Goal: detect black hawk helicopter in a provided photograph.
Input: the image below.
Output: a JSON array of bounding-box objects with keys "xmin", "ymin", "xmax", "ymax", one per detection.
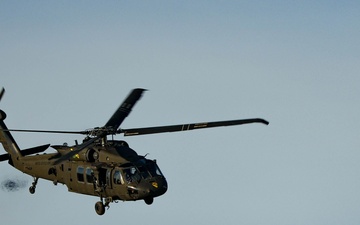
[{"xmin": 0, "ymin": 88, "xmax": 268, "ymax": 215}]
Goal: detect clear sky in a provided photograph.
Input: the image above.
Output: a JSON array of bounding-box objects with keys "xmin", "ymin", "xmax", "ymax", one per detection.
[{"xmin": 1, "ymin": 1, "xmax": 360, "ymax": 224}]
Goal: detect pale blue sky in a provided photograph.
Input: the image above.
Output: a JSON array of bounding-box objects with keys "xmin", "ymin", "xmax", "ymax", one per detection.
[{"xmin": 1, "ymin": 1, "xmax": 360, "ymax": 224}]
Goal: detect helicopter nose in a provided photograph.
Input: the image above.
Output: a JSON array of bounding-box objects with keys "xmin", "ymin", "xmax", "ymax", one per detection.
[
  {"xmin": 150, "ymin": 177, "xmax": 168, "ymax": 196},
  {"xmin": 138, "ymin": 177, "xmax": 167, "ymax": 198}
]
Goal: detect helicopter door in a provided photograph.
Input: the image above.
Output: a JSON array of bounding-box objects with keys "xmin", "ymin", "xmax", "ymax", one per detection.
[
  {"xmin": 98, "ymin": 168, "xmax": 107, "ymax": 187},
  {"xmin": 106, "ymin": 169, "xmax": 112, "ymax": 189}
]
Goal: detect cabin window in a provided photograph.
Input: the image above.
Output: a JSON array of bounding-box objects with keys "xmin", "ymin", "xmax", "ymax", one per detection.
[
  {"xmin": 113, "ymin": 170, "xmax": 124, "ymax": 185},
  {"xmin": 86, "ymin": 168, "xmax": 94, "ymax": 183},
  {"xmin": 77, "ymin": 166, "xmax": 84, "ymax": 182}
]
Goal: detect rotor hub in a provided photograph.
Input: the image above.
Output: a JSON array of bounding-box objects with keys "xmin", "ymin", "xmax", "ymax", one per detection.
[{"xmin": 84, "ymin": 127, "xmax": 116, "ymax": 137}]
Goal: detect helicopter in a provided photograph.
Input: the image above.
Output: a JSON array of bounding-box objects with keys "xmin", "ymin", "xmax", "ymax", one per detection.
[{"xmin": 0, "ymin": 88, "xmax": 268, "ymax": 215}]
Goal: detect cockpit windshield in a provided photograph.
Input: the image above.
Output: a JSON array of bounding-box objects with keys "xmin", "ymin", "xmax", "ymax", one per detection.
[
  {"xmin": 146, "ymin": 160, "xmax": 163, "ymax": 177},
  {"xmin": 137, "ymin": 165, "xmax": 150, "ymax": 179},
  {"xmin": 114, "ymin": 160, "xmax": 164, "ymax": 185}
]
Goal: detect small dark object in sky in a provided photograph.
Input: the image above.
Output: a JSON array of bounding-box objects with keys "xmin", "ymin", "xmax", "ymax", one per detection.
[{"xmin": 1, "ymin": 178, "xmax": 28, "ymax": 192}]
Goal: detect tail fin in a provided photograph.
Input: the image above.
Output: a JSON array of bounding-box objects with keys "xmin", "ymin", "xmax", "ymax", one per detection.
[
  {"xmin": 0, "ymin": 109, "xmax": 50, "ymax": 165},
  {"xmin": 0, "ymin": 110, "xmax": 23, "ymax": 162},
  {"xmin": 0, "ymin": 88, "xmax": 24, "ymax": 167}
]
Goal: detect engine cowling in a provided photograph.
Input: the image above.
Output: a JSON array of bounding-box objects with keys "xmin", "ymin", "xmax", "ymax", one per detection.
[{"xmin": 73, "ymin": 148, "xmax": 99, "ymax": 162}]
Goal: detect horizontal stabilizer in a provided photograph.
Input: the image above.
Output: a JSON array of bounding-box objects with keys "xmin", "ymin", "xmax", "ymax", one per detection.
[
  {"xmin": 21, "ymin": 144, "xmax": 50, "ymax": 156},
  {"xmin": 0, "ymin": 144, "xmax": 50, "ymax": 162},
  {"xmin": 0, "ymin": 153, "xmax": 8, "ymax": 162}
]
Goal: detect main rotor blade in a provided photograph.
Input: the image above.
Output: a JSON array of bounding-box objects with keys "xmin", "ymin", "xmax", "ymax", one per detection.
[
  {"xmin": 53, "ymin": 135, "xmax": 103, "ymax": 165},
  {"xmin": 105, "ymin": 88, "xmax": 146, "ymax": 130},
  {"xmin": 1, "ymin": 129, "xmax": 86, "ymax": 135},
  {"xmin": 120, "ymin": 118, "xmax": 269, "ymax": 136}
]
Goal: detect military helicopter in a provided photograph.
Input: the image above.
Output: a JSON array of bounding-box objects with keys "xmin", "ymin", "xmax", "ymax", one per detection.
[{"xmin": 0, "ymin": 88, "xmax": 268, "ymax": 215}]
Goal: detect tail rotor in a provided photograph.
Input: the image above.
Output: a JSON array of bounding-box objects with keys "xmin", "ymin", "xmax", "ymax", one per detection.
[
  {"xmin": 0, "ymin": 87, "xmax": 4, "ymax": 102},
  {"xmin": 0, "ymin": 88, "xmax": 6, "ymax": 120}
]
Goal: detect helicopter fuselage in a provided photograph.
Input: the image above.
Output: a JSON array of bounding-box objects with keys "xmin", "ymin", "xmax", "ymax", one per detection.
[{"xmin": 15, "ymin": 140, "xmax": 167, "ymax": 203}]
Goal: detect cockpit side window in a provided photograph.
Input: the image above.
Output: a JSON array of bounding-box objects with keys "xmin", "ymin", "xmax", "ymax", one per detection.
[{"xmin": 123, "ymin": 167, "xmax": 141, "ymax": 183}]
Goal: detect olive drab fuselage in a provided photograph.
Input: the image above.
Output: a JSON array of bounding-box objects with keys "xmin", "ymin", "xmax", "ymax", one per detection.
[{"xmin": 17, "ymin": 140, "xmax": 167, "ymax": 202}]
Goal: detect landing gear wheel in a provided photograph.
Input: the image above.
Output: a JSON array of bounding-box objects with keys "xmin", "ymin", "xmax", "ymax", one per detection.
[
  {"xmin": 29, "ymin": 177, "xmax": 38, "ymax": 194},
  {"xmin": 95, "ymin": 201, "xmax": 105, "ymax": 215},
  {"xmin": 29, "ymin": 186, "xmax": 35, "ymax": 194},
  {"xmin": 144, "ymin": 197, "xmax": 154, "ymax": 205}
]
